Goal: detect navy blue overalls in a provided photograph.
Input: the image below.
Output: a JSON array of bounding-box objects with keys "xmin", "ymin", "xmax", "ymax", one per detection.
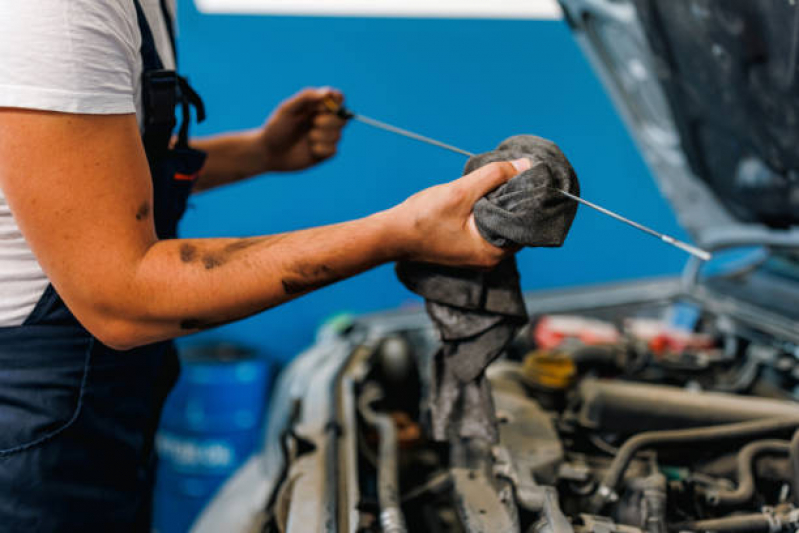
[{"xmin": 0, "ymin": 1, "xmax": 206, "ymax": 530}]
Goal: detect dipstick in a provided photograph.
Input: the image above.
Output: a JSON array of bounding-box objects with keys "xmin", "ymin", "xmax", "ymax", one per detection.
[
  {"xmin": 555, "ymin": 190, "xmax": 711, "ymax": 261},
  {"xmin": 323, "ymin": 98, "xmax": 712, "ymax": 261},
  {"xmin": 353, "ymin": 113, "xmax": 475, "ymax": 158}
]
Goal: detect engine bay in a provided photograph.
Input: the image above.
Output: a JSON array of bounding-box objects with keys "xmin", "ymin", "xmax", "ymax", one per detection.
[{"xmin": 350, "ymin": 287, "xmax": 799, "ymax": 533}]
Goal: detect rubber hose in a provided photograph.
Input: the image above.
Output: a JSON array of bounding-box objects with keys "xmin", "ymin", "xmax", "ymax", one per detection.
[
  {"xmin": 571, "ymin": 345, "xmax": 619, "ymax": 373},
  {"xmin": 707, "ymin": 439, "xmax": 789, "ymax": 506},
  {"xmin": 590, "ymin": 417, "xmax": 799, "ymax": 512},
  {"xmin": 359, "ymin": 384, "xmax": 407, "ymax": 533}
]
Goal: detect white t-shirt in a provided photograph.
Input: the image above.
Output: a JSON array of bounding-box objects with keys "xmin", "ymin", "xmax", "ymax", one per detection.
[{"xmin": 0, "ymin": 0, "xmax": 176, "ymax": 326}]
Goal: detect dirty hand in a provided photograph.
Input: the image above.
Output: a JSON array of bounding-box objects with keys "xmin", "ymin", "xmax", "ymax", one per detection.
[
  {"xmin": 257, "ymin": 87, "xmax": 347, "ymax": 172},
  {"xmin": 390, "ymin": 158, "xmax": 532, "ymax": 268}
]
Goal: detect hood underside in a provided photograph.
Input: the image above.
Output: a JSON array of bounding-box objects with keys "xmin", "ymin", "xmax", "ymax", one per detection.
[{"xmin": 559, "ymin": 0, "xmax": 799, "ymax": 251}]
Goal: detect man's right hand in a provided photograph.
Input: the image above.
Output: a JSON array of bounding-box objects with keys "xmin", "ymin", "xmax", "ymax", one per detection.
[{"xmin": 389, "ymin": 158, "xmax": 532, "ymax": 269}]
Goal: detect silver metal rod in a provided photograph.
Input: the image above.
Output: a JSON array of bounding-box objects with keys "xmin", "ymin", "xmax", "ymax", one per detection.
[
  {"xmin": 556, "ymin": 190, "xmax": 712, "ymax": 261},
  {"xmin": 351, "ymin": 113, "xmax": 476, "ymax": 158},
  {"xmin": 347, "ymin": 110, "xmax": 712, "ymax": 261}
]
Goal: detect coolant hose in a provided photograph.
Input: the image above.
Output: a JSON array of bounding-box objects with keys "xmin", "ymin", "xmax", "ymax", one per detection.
[
  {"xmin": 706, "ymin": 439, "xmax": 789, "ymax": 506},
  {"xmin": 589, "ymin": 417, "xmax": 799, "ymax": 512},
  {"xmin": 359, "ymin": 383, "xmax": 407, "ymax": 533}
]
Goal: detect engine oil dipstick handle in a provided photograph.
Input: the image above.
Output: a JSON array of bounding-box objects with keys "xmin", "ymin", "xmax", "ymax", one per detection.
[{"xmin": 323, "ymin": 98, "xmax": 712, "ymax": 262}]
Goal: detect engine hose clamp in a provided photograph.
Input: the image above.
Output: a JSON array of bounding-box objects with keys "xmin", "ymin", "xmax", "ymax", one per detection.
[
  {"xmin": 785, "ymin": 508, "xmax": 799, "ymax": 527},
  {"xmin": 597, "ymin": 484, "xmax": 619, "ymax": 503},
  {"xmin": 380, "ymin": 507, "xmax": 407, "ymax": 533},
  {"xmin": 762, "ymin": 507, "xmax": 782, "ymax": 533}
]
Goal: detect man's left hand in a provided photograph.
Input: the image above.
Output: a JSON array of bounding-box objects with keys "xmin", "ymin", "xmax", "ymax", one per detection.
[{"xmin": 257, "ymin": 87, "xmax": 347, "ymax": 172}]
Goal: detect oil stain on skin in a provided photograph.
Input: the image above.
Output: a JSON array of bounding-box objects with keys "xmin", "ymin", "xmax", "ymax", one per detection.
[
  {"xmin": 178, "ymin": 238, "xmax": 337, "ymax": 330},
  {"xmin": 281, "ymin": 264, "xmax": 340, "ymax": 295},
  {"xmin": 222, "ymin": 238, "xmax": 266, "ymax": 254},
  {"xmin": 202, "ymin": 255, "xmax": 225, "ymax": 270},
  {"xmin": 135, "ymin": 202, "xmax": 151, "ymax": 221},
  {"xmin": 179, "ymin": 243, "xmax": 197, "ymax": 263},
  {"xmin": 177, "ymin": 236, "xmax": 274, "ymax": 270}
]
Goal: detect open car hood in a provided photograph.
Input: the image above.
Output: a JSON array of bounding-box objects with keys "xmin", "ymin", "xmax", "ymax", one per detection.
[{"xmin": 558, "ymin": 0, "xmax": 799, "ymax": 252}]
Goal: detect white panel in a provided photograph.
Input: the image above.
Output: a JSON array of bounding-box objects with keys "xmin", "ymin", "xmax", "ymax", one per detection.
[{"xmin": 194, "ymin": 0, "xmax": 562, "ymax": 19}]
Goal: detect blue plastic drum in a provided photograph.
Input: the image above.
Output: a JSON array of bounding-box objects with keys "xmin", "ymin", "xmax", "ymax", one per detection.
[{"xmin": 152, "ymin": 343, "xmax": 273, "ymax": 533}]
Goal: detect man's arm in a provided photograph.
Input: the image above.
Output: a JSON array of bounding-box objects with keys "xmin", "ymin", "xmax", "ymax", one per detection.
[
  {"xmin": 191, "ymin": 88, "xmax": 346, "ymax": 192},
  {"xmin": 0, "ymin": 109, "xmax": 529, "ymax": 350}
]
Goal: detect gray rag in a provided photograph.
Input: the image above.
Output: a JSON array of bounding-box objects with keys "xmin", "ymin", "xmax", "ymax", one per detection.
[{"xmin": 396, "ymin": 135, "xmax": 580, "ymax": 443}]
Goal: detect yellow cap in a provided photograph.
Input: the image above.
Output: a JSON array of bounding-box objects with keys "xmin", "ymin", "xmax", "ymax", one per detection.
[{"xmin": 522, "ymin": 350, "xmax": 577, "ymax": 390}]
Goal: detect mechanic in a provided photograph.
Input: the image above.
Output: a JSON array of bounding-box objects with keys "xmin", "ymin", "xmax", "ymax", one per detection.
[{"xmin": 0, "ymin": 1, "xmax": 531, "ymax": 531}]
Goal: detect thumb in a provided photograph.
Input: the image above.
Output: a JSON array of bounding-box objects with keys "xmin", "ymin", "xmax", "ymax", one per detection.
[
  {"xmin": 458, "ymin": 158, "xmax": 532, "ymax": 203},
  {"xmin": 283, "ymin": 87, "xmax": 341, "ymax": 114}
]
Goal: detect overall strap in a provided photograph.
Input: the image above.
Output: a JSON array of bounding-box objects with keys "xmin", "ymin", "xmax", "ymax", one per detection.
[
  {"xmin": 133, "ymin": 0, "xmax": 165, "ymax": 71},
  {"xmin": 134, "ymin": 0, "xmax": 174, "ymax": 156},
  {"xmin": 133, "ymin": 0, "xmax": 205, "ymax": 155},
  {"xmin": 159, "ymin": 0, "xmax": 178, "ymax": 65}
]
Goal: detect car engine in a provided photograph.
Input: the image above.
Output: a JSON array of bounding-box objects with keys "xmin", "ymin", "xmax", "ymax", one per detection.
[{"xmin": 351, "ymin": 291, "xmax": 799, "ymax": 533}]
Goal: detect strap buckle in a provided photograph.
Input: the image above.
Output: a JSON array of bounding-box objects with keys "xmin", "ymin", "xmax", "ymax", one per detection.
[
  {"xmin": 142, "ymin": 71, "xmax": 207, "ymax": 154},
  {"xmin": 142, "ymin": 69, "xmax": 178, "ymax": 155}
]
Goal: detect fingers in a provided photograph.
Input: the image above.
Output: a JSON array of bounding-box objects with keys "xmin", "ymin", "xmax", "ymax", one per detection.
[
  {"xmin": 310, "ymin": 142, "xmax": 337, "ymax": 160},
  {"xmin": 459, "ymin": 160, "xmax": 531, "ymax": 261},
  {"xmin": 466, "ymin": 213, "xmax": 508, "ymax": 268},
  {"xmin": 456, "ymin": 158, "xmax": 532, "ymax": 204},
  {"xmin": 313, "ymin": 112, "xmax": 346, "ymax": 131},
  {"xmin": 309, "ymin": 127, "xmax": 341, "ymax": 144},
  {"xmin": 308, "ymin": 102, "xmax": 346, "ymax": 160},
  {"xmin": 281, "ymin": 88, "xmax": 320, "ymax": 114},
  {"xmin": 283, "ymin": 87, "xmax": 343, "ymax": 115},
  {"xmin": 318, "ymin": 87, "xmax": 343, "ymax": 108}
]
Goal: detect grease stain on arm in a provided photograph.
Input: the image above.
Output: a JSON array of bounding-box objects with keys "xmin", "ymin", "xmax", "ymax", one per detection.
[
  {"xmin": 177, "ymin": 236, "xmax": 275, "ymax": 270},
  {"xmin": 281, "ymin": 264, "xmax": 342, "ymax": 295},
  {"xmin": 135, "ymin": 202, "xmax": 151, "ymax": 221},
  {"xmin": 180, "ymin": 243, "xmax": 197, "ymax": 263}
]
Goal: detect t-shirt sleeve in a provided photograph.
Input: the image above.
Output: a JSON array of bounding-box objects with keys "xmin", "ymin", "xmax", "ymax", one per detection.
[{"xmin": 0, "ymin": 0, "xmax": 140, "ymax": 115}]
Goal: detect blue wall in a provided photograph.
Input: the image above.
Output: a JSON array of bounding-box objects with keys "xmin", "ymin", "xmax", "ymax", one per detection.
[{"xmin": 175, "ymin": 2, "xmax": 689, "ymax": 361}]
